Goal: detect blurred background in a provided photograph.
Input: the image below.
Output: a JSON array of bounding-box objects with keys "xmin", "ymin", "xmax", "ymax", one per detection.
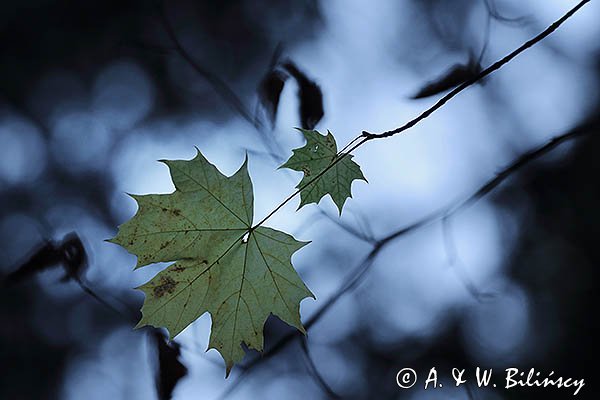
[{"xmin": 1, "ymin": 0, "xmax": 598, "ymax": 399}]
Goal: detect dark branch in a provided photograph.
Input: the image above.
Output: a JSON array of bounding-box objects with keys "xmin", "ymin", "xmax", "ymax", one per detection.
[{"xmin": 362, "ymin": 0, "xmax": 590, "ymax": 140}]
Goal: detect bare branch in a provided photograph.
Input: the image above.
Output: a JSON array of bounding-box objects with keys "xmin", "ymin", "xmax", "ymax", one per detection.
[{"xmin": 361, "ymin": 0, "xmax": 590, "ymax": 140}]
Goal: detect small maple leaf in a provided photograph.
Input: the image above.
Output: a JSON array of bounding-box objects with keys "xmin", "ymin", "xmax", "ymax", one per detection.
[
  {"xmin": 109, "ymin": 150, "xmax": 314, "ymax": 375},
  {"xmin": 281, "ymin": 129, "xmax": 366, "ymax": 214}
]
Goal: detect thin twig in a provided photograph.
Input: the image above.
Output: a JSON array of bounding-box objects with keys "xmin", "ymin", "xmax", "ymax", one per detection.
[
  {"xmin": 317, "ymin": 207, "xmax": 376, "ymax": 244},
  {"xmin": 158, "ymin": 2, "xmax": 255, "ymax": 127},
  {"xmin": 476, "ymin": 6, "xmax": 492, "ymax": 65},
  {"xmin": 483, "ymin": 0, "xmax": 531, "ymax": 26},
  {"xmin": 300, "ymin": 337, "xmax": 342, "ymax": 399},
  {"xmin": 75, "ymin": 278, "xmax": 135, "ymax": 321},
  {"xmin": 158, "ymin": 1, "xmax": 288, "ymax": 162},
  {"xmin": 441, "ymin": 216, "xmax": 495, "ymax": 302},
  {"xmin": 78, "ymin": 277, "xmax": 225, "ymax": 368},
  {"xmin": 362, "ymin": 0, "xmax": 589, "ymax": 140},
  {"xmin": 351, "ymin": 207, "xmax": 376, "ymax": 241}
]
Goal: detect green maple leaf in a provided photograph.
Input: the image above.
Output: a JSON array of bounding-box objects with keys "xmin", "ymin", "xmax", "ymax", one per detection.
[
  {"xmin": 281, "ymin": 129, "xmax": 366, "ymax": 214},
  {"xmin": 109, "ymin": 150, "xmax": 314, "ymax": 375}
]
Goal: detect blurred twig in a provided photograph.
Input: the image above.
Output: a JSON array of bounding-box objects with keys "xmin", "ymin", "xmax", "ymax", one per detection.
[
  {"xmin": 476, "ymin": 4, "xmax": 492, "ymax": 65},
  {"xmin": 300, "ymin": 337, "xmax": 342, "ymax": 399},
  {"xmin": 483, "ymin": 0, "xmax": 531, "ymax": 26},
  {"xmin": 158, "ymin": 2, "xmax": 255, "ymax": 127},
  {"xmin": 157, "ymin": 1, "xmax": 288, "ymax": 162},
  {"xmin": 441, "ymin": 215, "xmax": 496, "ymax": 302},
  {"xmin": 75, "ymin": 278, "xmax": 137, "ymax": 320},
  {"xmin": 317, "ymin": 207, "xmax": 376, "ymax": 244}
]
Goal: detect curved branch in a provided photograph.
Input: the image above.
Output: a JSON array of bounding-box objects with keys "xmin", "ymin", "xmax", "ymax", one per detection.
[{"xmin": 361, "ymin": 0, "xmax": 590, "ymax": 140}]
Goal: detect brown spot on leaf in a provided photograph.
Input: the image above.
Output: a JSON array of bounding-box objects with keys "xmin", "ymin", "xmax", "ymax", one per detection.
[
  {"xmin": 153, "ymin": 276, "xmax": 177, "ymax": 298},
  {"xmin": 171, "ymin": 265, "xmax": 186, "ymax": 273},
  {"xmin": 301, "ymin": 166, "xmax": 311, "ymax": 176}
]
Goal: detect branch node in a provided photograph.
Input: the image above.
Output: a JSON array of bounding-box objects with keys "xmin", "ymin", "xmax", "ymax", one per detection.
[{"xmin": 361, "ymin": 131, "xmax": 375, "ymax": 139}]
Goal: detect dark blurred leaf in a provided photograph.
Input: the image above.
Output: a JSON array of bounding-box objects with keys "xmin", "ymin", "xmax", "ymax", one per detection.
[
  {"xmin": 3, "ymin": 232, "xmax": 87, "ymax": 285},
  {"xmin": 154, "ymin": 331, "xmax": 188, "ymax": 400},
  {"xmin": 412, "ymin": 61, "xmax": 482, "ymax": 99},
  {"xmin": 282, "ymin": 60, "xmax": 324, "ymax": 129},
  {"xmin": 257, "ymin": 69, "xmax": 288, "ymax": 128},
  {"xmin": 3, "ymin": 241, "xmax": 62, "ymax": 284}
]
